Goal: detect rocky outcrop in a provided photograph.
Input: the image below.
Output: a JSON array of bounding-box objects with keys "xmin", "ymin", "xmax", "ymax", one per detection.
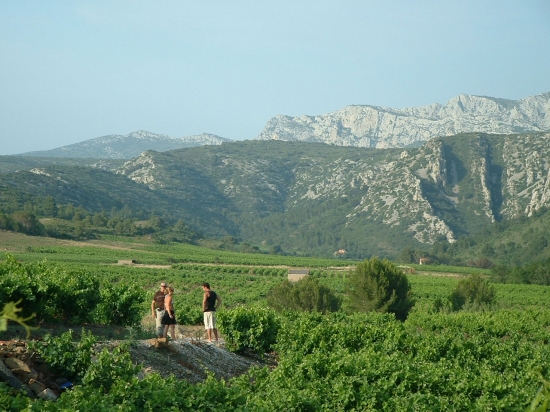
[
  {"xmin": 0, "ymin": 340, "xmax": 61, "ymax": 400},
  {"xmin": 256, "ymin": 92, "xmax": 550, "ymax": 148},
  {"xmin": 118, "ymin": 151, "xmax": 160, "ymax": 189}
]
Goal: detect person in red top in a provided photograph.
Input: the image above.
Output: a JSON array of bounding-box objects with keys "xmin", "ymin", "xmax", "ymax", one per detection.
[
  {"xmin": 151, "ymin": 282, "xmax": 167, "ymax": 338},
  {"xmin": 202, "ymin": 282, "xmax": 222, "ymax": 343}
]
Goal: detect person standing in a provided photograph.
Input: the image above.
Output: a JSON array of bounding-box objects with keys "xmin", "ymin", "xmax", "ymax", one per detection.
[
  {"xmin": 202, "ymin": 282, "xmax": 222, "ymax": 343},
  {"xmin": 151, "ymin": 282, "xmax": 167, "ymax": 338},
  {"xmin": 162, "ymin": 286, "xmax": 177, "ymax": 341}
]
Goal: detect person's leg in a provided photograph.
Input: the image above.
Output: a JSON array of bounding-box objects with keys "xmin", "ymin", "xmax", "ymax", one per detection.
[
  {"xmin": 212, "ymin": 313, "xmax": 218, "ymax": 343},
  {"xmin": 205, "ymin": 312, "xmax": 215, "ymax": 342},
  {"xmin": 170, "ymin": 325, "xmax": 176, "ymax": 340},
  {"xmin": 203, "ymin": 312, "xmax": 209, "ymax": 341},
  {"xmin": 156, "ymin": 310, "xmax": 165, "ymax": 337},
  {"xmin": 163, "ymin": 325, "xmax": 169, "ymax": 338}
]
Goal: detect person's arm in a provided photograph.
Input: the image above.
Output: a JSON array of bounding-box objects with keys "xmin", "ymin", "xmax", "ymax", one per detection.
[
  {"xmin": 215, "ymin": 294, "xmax": 222, "ymax": 310},
  {"xmin": 151, "ymin": 298, "xmax": 156, "ymax": 318},
  {"xmin": 202, "ymin": 292, "xmax": 209, "ymax": 311}
]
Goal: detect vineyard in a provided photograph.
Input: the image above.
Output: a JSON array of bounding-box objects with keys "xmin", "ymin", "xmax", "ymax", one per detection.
[{"xmin": 1, "ymin": 231, "xmax": 550, "ymax": 410}]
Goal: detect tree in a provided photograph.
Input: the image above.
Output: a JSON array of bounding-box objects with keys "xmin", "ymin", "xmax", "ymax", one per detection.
[
  {"xmin": 347, "ymin": 257, "xmax": 414, "ymax": 321},
  {"xmin": 449, "ymin": 273, "xmax": 496, "ymax": 311},
  {"xmin": 11, "ymin": 211, "xmax": 45, "ymax": 235},
  {"xmin": 92, "ymin": 211, "xmax": 108, "ymax": 227},
  {"xmin": 267, "ymin": 276, "xmax": 341, "ymax": 314},
  {"xmin": 42, "ymin": 196, "xmax": 58, "ymax": 218}
]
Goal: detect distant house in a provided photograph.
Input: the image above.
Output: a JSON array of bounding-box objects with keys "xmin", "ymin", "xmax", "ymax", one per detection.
[
  {"xmin": 419, "ymin": 258, "xmax": 432, "ymax": 265},
  {"xmin": 288, "ymin": 268, "xmax": 310, "ymax": 282},
  {"xmin": 333, "ymin": 249, "xmax": 347, "ymax": 257}
]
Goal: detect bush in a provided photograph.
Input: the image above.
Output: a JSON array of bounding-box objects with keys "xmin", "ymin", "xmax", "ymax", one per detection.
[
  {"xmin": 449, "ymin": 273, "xmax": 497, "ymax": 311},
  {"xmin": 92, "ymin": 283, "xmax": 147, "ymax": 326},
  {"xmin": 0, "ymin": 383, "xmax": 31, "ymax": 411},
  {"xmin": 266, "ymin": 277, "xmax": 341, "ymax": 314},
  {"xmin": 173, "ymin": 302, "xmax": 203, "ymax": 325},
  {"xmin": 83, "ymin": 344, "xmax": 140, "ymax": 392},
  {"xmin": 347, "ymin": 257, "xmax": 414, "ymax": 321},
  {"xmin": 0, "ymin": 256, "xmax": 146, "ymax": 325},
  {"xmin": 28, "ymin": 329, "xmax": 96, "ymax": 381},
  {"xmin": 217, "ymin": 306, "xmax": 280, "ymax": 354}
]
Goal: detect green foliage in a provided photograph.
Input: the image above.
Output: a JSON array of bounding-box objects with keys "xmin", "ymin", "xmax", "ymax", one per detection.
[
  {"xmin": 348, "ymin": 257, "xmax": 414, "ymax": 320},
  {"xmin": 245, "ymin": 309, "xmax": 550, "ymax": 411},
  {"xmin": 28, "ymin": 329, "xmax": 97, "ymax": 381},
  {"xmin": 0, "ymin": 255, "xmax": 146, "ymax": 325},
  {"xmin": 0, "ymin": 383, "xmax": 31, "ymax": 411},
  {"xmin": 426, "ymin": 206, "xmax": 550, "ymax": 267},
  {"xmin": 528, "ymin": 372, "xmax": 550, "ymax": 412},
  {"xmin": 172, "ymin": 301, "xmax": 203, "ymax": 325},
  {"xmin": 449, "ymin": 273, "xmax": 497, "ymax": 311},
  {"xmin": 0, "ymin": 301, "xmax": 34, "ymax": 337},
  {"xmin": 2, "ymin": 237, "xmax": 550, "ymax": 409},
  {"xmin": 217, "ymin": 306, "xmax": 280, "ymax": 353},
  {"xmin": 92, "ymin": 282, "xmax": 147, "ymax": 327},
  {"xmin": 267, "ymin": 276, "xmax": 341, "ymax": 314},
  {"xmin": 492, "ymin": 259, "xmax": 550, "ymax": 286},
  {"xmin": 82, "ymin": 344, "xmax": 140, "ymax": 392}
]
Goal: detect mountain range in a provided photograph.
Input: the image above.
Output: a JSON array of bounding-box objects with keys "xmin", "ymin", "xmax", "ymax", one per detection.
[
  {"xmin": 2, "ymin": 131, "xmax": 550, "ymax": 259},
  {"xmin": 2, "ymin": 90, "xmax": 550, "ymax": 260},
  {"xmin": 257, "ymin": 92, "xmax": 550, "ymax": 148},
  {"xmin": 15, "ymin": 91, "xmax": 550, "ymax": 159}
]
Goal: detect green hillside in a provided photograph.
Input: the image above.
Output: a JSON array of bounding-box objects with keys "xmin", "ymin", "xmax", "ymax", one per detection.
[{"xmin": 1, "ymin": 133, "xmax": 550, "ymax": 262}]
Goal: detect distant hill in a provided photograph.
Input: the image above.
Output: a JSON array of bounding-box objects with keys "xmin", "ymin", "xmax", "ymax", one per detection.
[
  {"xmin": 3, "ymin": 132, "xmax": 550, "ymax": 261},
  {"xmin": 256, "ymin": 91, "xmax": 550, "ymax": 148},
  {"xmin": 19, "ymin": 130, "xmax": 233, "ymax": 159},
  {"xmin": 421, "ymin": 206, "xmax": 550, "ymax": 267},
  {"xmin": 0, "ymin": 156, "xmax": 125, "ymax": 174}
]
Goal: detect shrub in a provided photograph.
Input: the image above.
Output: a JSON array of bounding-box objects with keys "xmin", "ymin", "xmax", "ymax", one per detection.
[
  {"xmin": 266, "ymin": 277, "xmax": 341, "ymax": 314},
  {"xmin": 449, "ymin": 273, "xmax": 497, "ymax": 311},
  {"xmin": 28, "ymin": 329, "xmax": 96, "ymax": 381},
  {"xmin": 92, "ymin": 283, "xmax": 147, "ymax": 326},
  {"xmin": 83, "ymin": 344, "xmax": 140, "ymax": 392},
  {"xmin": 347, "ymin": 257, "xmax": 414, "ymax": 321},
  {"xmin": 217, "ymin": 306, "xmax": 280, "ymax": 353},
  {"xmin": 173, "ymin": 302, "xmax": 203, "ymax": 325}
]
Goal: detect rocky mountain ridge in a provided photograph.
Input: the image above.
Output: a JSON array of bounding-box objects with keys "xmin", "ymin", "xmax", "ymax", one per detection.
[
  {"xmin": 14, "ymin": 91, "xmax": 550, "ymax": 158},
  {"xmin": 115, "ymin": 132, "xmax": 550, "ymax": 257},
  {"xmin": 3, "ymin": 132, "xmax": 550, "ymax": 259},
  {"xmin": 256, "ymin": 92, "xmax": 550, "ymax": 148},
  {"xmin": 20, "ymin": 131, "xmax": 231, "ymax": 159}
]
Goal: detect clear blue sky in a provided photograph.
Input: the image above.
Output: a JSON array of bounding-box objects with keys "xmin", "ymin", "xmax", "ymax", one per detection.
[{"xmin": 1, "ymin": 1, "xmax": 549, "ymax": 155}]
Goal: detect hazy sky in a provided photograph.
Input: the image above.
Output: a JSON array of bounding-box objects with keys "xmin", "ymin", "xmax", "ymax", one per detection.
[{"xmin": 1, "ymin": 1, "xmax": 549, "ymax": 155}]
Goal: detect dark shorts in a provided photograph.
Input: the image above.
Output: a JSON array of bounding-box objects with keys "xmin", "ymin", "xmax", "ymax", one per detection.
[{"xmin": 161, "ymin": 311, "xmax": 177, "ymax": 325}]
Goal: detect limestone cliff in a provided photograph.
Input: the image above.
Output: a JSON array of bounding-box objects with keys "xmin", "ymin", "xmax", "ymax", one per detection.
[{"xmin": 256, "ymin": 92, "xmax": 550, "ymax": 148}]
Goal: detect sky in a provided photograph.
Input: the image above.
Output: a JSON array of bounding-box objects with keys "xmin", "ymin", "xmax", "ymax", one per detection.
[{"xmin": 1, "ymin": 1, "xmax": 550, "ymax": 155}]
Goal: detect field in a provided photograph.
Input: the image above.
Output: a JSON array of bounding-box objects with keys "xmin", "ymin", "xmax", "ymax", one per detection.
[{"xmin": 1, "ymin": 230, "xmax": 550, "ymax": 410}]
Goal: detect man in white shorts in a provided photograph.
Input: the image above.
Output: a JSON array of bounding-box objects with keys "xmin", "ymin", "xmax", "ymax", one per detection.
[{"xmin": 202, "ymin": 282, "xmax": 222, "ymax": 343}]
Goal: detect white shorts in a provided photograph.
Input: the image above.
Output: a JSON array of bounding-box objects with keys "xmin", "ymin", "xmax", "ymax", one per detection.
[{"xmin": 203, "ymin": 311, "xmax": 217, "ymax": 329}]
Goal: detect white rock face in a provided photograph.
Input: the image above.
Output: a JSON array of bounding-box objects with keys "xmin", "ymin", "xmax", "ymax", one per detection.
[{"xmin": 256, "ymin": 92, "xmax": 550, "ymax": 148}]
